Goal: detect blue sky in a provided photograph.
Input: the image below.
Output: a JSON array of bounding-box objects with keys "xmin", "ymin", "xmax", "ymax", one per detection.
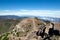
[
  {"xmin": 0, "ymin": 0, "xmax": 60, "ymax": 18},
  {"xmin": 0, "ymin": 0, "xmax": 60, "ymax": 10}
]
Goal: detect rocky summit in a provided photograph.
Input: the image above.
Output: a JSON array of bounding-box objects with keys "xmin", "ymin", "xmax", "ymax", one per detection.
[{"xmin": 0, "ymin": 17, "xmax": 60, "ymax": 40}]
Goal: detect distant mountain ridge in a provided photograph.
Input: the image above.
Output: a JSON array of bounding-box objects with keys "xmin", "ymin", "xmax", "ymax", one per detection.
[
  {"xmin": 0, "ymin": 15, "xmax": 60, "ymax": 22},
  {"xmin": 0, "ymin": 15, "xmax": 21, "ymax": 19}
]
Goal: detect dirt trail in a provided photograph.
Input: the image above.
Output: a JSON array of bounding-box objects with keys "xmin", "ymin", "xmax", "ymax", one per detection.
[
  {"xmin": 24, "ymin": 18, "xmax": 36, "ymax": 40},
  {"xmin": 25, "ymin": 18, "xmax": 41, "ymax": 40}
]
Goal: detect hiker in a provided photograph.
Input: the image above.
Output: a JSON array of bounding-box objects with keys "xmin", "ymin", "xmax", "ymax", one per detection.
[{"xmin": 36, "ymin": 25, "xmax": 46, "ymax": 38}]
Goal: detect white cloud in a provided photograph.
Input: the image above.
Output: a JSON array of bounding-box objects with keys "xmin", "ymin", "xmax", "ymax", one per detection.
[{"xmin": 0, "ymin": 9, "xmax": 60, "ymax": 18}]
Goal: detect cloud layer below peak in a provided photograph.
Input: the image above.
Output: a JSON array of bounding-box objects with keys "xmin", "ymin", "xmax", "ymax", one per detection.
[{"xmin": 0, "ymin": 9, "xmax": 60, "ymax": 18}]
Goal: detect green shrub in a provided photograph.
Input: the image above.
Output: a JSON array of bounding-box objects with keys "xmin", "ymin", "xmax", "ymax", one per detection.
[
  {"xmin": 0, "ymin": 35, "xmax": 2, "ymax": 40},
  {"xmin": 16, "ymin": 32, "xmax": 19, "ymax": 37}
]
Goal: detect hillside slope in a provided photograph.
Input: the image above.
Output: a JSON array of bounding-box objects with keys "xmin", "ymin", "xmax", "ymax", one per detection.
[{"xmin": 0, "ymin": 17, "xmax": 60, "ymax": 40}]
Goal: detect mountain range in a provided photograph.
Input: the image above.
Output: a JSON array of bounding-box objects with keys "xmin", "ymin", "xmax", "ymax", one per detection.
[{"xmin": 0, "ymin": 15, "xmax": 60, "ymax": 23}]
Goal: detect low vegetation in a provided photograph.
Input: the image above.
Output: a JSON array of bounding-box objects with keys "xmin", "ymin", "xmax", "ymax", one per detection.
[
  {"xmin": 0, "ymin": 19, "xmax": 20, "ymax": 34},
  {"xmin": 0, "ymin": 17, "xmax": 60, "ymax": 40}
]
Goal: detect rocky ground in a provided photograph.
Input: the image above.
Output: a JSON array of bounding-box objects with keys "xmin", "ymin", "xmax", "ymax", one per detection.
[{"xmin": 0, "ymin": 17, "xmax": 60, "ymax": 40}]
